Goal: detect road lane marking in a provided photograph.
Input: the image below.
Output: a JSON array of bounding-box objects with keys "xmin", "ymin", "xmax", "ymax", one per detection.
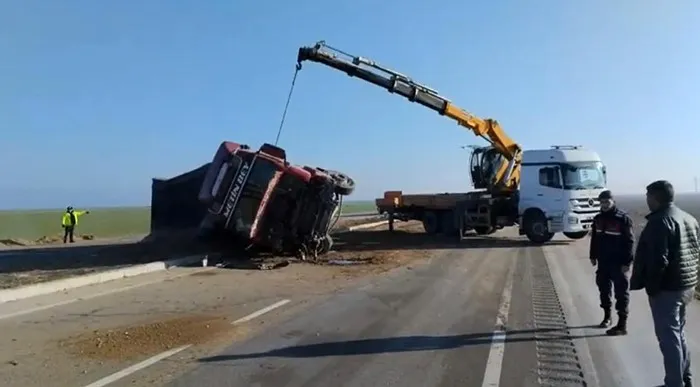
[
  {"xmin": 0, "ymin": 269, "xmax": 214, "ymax": 321},
  {"xmin": 232, "ymin": 299, "xmax": 291, "ymax": 324},
  {"xmin": 82, "ymin": 345, "xmax": 191, "ymax": 387},
  {"xmin": 480, "ymin": 256, "xmax": 517, "ymax": 387}
]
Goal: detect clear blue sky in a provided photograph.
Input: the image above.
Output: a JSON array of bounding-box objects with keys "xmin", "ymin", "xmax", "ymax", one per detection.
[{"xmin": 1, "ymin": 0, "xmax": 698, "ymax": 209}]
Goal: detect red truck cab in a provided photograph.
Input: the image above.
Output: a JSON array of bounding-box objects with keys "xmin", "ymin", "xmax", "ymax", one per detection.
[{"xmin": 198, "ymin": 141, "xmax": 355, "ymax": 259}]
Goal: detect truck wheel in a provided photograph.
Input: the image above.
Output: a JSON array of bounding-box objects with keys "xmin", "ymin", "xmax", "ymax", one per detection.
[
  {"xmin": 440, "ymin": 211, "xmax": 458, "ymax": 236},
  {"xmin": 474, "ymin": 226, "xmax": 496, "ymax": 235},
  {"xmin": 563, "ymin": 231, "xmax": 589, "ymax": 240},
  {"xmin": 324, "ymin": 169, "xmax": 355, "ymax": 196},
  {"xmin": 523, "ymin": 211, "xmax": 554, "ymax": 244},
  {"xmin": 422, "ymin": 211, "xmax": 440, "ymax": 235}
]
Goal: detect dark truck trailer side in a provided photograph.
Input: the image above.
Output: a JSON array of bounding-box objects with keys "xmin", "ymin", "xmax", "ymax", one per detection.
[
  {"xmin": 375, "ymin": 190, "xmax": 519, "ymax": 237},
  {"xmin": 150, "ymin": 163, "xmax": 211, "ymax": 239}
]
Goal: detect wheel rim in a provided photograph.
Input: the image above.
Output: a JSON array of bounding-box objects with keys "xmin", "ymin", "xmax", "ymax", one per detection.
[
  {"xmin": 531, "ymin": 221, "xmax": 546, "ymax": 236},
  {"xmin": 332, "ymin": 173, "xmax": 354, "ymax": 189}
]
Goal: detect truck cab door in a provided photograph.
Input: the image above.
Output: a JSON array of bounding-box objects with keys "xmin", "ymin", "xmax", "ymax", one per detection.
[
  {"xmin": 536, "ymin": 165, "xmax": 565, "ymax": 217},
  {"xmin": 520, "ymin": 165, "xmax": 565, "ymax": 214}
]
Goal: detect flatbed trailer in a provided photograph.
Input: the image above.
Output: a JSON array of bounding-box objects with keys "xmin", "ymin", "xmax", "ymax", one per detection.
[{"xmin": 375, "ymin": 190, "xmax": 518, "ymax": 237}]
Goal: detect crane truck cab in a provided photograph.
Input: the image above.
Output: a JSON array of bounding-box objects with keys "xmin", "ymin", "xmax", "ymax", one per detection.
[
  {"xmin": 197, "ymin": 141, "xmax": 355, "ymax": 259},
  {"xmin": 518, "ymin": 145, "xmax": 606, "ymax": 243}
]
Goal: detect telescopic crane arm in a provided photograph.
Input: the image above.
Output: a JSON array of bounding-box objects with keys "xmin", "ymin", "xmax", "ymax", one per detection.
[
  {"xmin": 296, "ymin": 41, "xmax": 522, "ymax": 191},
  {"xmin": 296, "ymin": 41, "xmax": 523, "ymax": 182}
]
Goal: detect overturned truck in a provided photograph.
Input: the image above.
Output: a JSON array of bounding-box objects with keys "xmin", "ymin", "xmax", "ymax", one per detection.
[{"xmin": 151, "ymin": 141, "xmax": 356, "ymax": 260}]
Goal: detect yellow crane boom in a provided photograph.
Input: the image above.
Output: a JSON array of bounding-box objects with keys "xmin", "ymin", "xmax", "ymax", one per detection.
[{"xmin": 296, "ymin": 41, "xmax": 522, "ymax": 193}]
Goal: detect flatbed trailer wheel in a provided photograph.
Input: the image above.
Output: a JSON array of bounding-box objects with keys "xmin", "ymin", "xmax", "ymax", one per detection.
[
  {"xmin": 422, "ymin": 211, "xmax": 440, "ymax": 234},
  {"xmin": 439, "ymin": 211, "xmax": 458, "ymax": 237}
]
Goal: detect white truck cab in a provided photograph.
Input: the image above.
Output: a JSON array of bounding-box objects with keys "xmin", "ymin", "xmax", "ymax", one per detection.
[{"xmin": 518, "ymin": 145, "xmax": 606, "ymax": 243}]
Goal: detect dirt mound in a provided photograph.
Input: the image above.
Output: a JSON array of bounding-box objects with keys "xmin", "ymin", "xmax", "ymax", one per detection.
[
  {"xmin": 0, "ymin": 238, "xmax": 31, "ymax": 247},
  {"xmin": 0, "ymin": 233, "xmax": 95, "ymax": 247},
  {"xmin": 34, "ymin": 235, "xmax": 63, "ymax": 244},
  {"xmin": 59, "ymin": 314, "xmax": 245, "ymax": 362}
]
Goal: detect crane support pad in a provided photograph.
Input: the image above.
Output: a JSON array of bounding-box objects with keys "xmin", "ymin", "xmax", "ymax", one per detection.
[{"xmin": 529, "ymin": 248, "xmax": 589, "ymax": 386}]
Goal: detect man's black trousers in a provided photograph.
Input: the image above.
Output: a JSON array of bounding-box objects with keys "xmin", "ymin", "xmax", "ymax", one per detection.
[
  {"xmin": 63, "ymin": 226, "xmax": 75, "ymax": 243},
  {"xmin": 596, "ymin": 266, "xmax": 630, "ymax": 317}
]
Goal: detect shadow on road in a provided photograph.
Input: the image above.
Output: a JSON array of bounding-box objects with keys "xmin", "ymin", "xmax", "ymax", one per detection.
[
  {"xmin": 331, "ymin": 229, "xmax": 571, "ymax": 253},
  {"xmin": 199, "ymin": 325, "xmax": 605, "ymax": 363},
  {"xmin": 0, "ymin": 234, "xmax": 213, "ymax": 274}
]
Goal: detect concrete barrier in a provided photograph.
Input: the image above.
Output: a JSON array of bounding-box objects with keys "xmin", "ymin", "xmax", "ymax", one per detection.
[{"xmin": 0, "ymin": 254, "xmax": 205, "ymax": 304}]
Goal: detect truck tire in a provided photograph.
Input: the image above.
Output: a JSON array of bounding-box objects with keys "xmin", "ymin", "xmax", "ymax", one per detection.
[
  {"xmin": 563, "ymin": 231, "xmax": 589, "ymax": 240},
  {"xmin": 422, "ymin": 211, "xmax": 440, "ymax": 235},
  {"xmin": 323, "ymin": 169, "xmax": 356, "ymax": 196},
  {"xmin": 474, "ymin": 226, "xmax": 497, "ymax": 235},
  {"xmin": 523, "ymin": 210, "xmax": 555, "ymax": 244},
  {"xmin": 440, "ymin": 211, "xmax": 459, "ymax": 236}
]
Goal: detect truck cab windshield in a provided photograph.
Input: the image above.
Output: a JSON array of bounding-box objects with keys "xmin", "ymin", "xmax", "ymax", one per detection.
[
  {"xmin": 561, "ymin": 161, "xmax": 606, "ymax": 190},
  {"xmin": 231, "ymin": 157, "xmax": 279, "ymax": 236}
]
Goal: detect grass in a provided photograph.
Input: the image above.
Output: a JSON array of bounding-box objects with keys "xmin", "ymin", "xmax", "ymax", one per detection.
[
  {"xmin": 0, "ymin": 207, "xmax": 151, "ymax": 241},
  {"xmin": 339, "ymin": 200, "xmax": 376, "ymax": 215},
  {"xmin": 0, "ymin": 200, "xmax": 378, "ymax": 241}
]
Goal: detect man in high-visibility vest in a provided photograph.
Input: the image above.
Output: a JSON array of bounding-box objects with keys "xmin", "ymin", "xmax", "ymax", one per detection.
[{"xmin": 61, "ymin": 206, "xmax": 90, "ymax": 243}]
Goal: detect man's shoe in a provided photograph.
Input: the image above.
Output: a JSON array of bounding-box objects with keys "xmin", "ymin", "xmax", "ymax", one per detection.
[
  {"xmin": 605, "ymin": 317, "xmax": 627, "ymax": 336},
  {"xmin": 598, "ymin": 309, "xmax": 612, "ymax": 328}
]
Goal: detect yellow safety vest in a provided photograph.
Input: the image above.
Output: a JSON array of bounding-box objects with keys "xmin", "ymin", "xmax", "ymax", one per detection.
[{"xmin": 61, "ymin": 211, "xmax": 85, "ymax": 227}]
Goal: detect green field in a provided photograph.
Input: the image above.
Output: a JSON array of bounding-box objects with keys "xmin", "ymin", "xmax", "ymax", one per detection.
[{"xmin": 0, "ymin": 201, "xmax": 377, "ymax": 241}]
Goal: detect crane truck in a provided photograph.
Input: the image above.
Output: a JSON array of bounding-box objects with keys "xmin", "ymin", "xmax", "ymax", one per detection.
[{"xmin": 296, "ymin": 41, "xmax": 607, "ymax": 244}]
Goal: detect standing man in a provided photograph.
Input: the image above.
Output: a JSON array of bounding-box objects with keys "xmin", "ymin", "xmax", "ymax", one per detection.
[
  {"xmin": 631, "ymin": 180, "xmax": 700, "ymax": 387},
  {"xmin": 61, "ymin": 206, "xmax": 90, "ymax": 243},
  {"xmin": 589, "ymin": 190, "xmax": 635, "ymax": 336}
]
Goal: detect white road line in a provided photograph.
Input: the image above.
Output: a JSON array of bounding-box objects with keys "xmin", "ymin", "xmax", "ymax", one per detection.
[
  {"xmin": 480, "ymin": 256, "xmax": 517, "ymax": 387},
  {"xmin": 232, "ymin": 299, "xmax": 291, "ymax": 324},
  {"xmin": 82, "ymin": 345, "xmax": 191, "ymax": 387},
  {"xmin": 0, "ymin": 269, "xmax": 213, "ymax": 321}
]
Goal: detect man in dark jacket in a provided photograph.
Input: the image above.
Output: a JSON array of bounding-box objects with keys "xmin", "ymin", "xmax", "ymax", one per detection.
[
  {"xmin": 589, "ymin": 190, "xmax": 635, "ymax": 335},
  {"xmin": 631, "ymin": 180, "xmax": 700, "ymax": 387}
]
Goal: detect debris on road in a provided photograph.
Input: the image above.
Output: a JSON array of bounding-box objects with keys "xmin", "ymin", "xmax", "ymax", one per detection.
[{"xmin": 58, "ymin": 314, "xmax": 245, "ymax": 362}]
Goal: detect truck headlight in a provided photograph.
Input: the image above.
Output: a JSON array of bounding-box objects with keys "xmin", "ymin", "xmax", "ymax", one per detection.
[{"xmin": 568, "ymin": 216, "xmax": 579, "ymax": 224}]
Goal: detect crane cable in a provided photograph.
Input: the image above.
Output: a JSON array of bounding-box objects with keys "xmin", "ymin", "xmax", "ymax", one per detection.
[
  {"xmin": 274, "ymin": 63, "xmax": 302, "ymax": 146},
  {"xmin": 272, "ymin": 62, "xmax": 346, "ymax": 230}
]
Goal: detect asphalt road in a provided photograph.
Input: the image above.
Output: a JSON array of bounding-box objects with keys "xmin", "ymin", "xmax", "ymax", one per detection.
[{"xmin": 2, "ymin": 229, "xmax": 700, "ymax": 386}]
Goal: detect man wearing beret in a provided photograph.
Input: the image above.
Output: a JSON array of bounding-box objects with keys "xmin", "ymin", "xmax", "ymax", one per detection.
[{"xmin": 589, "ymin": 189, "xmax": 635, "ymax": 336}]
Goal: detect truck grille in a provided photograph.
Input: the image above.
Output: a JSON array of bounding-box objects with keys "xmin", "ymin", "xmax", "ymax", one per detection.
[{"xmin": 571, "ymin": 197, "xmax": 600, "ymax": 214}]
